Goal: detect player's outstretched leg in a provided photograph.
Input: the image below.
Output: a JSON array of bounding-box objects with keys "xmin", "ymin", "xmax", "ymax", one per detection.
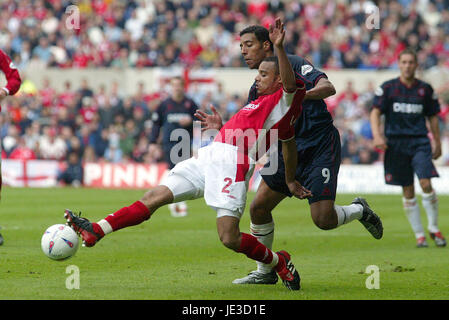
[
  {"xmin": 65, "ymin": 185, "xmax": 173, "ymax": 247},
  {"xmin": 64, "ymin": 209, "xmax": 104, "ymax": 247},
  {"xmin": 353, "ymin": 197, "xmax": 383, "ymax": 239}
]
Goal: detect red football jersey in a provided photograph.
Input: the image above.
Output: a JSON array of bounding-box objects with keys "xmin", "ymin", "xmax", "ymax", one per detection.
[{"xmin": 215, "ymin": 81, "xmax": 305, "ymax": 161}]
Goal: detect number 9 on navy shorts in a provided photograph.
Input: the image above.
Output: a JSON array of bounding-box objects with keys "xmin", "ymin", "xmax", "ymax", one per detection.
[{"xmin": 261, "ymin": 127, "xmax": 341, "ymax": 204}]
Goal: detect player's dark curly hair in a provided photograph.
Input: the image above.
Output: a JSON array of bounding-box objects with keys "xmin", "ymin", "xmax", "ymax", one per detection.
[
  {"xmin": 262, "ymin": 56, "xmax": 279, "ymax": 74},
  {"xmin": 240, "ymin": 25, "xmax": 274, "ymax": 52}
]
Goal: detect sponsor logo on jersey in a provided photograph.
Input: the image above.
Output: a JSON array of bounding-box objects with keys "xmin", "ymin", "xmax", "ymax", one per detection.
[
  {"xmin": 301, "ymin": 64, "xmax": 313, "ymax": 75},
  {"xmin": 392, "ymin": 102, "xmax": 423, "ymax": 114},
  {"xmin": 167, "ymin": 113, "xmax": 191, "ymax": 123},
  {"xmin": 242, "ymin": 103, "xmax": 260, "ymax": 111}
]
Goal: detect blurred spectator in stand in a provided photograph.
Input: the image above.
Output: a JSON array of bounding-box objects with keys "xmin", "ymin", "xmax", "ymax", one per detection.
[
  {"xmin": 38, "ymin": 127, "xmax": 67, "ymax": 160},
  {"xmin": 9, "ymin": 137, "xmax": 36, "ymax": 160},
  {"xmin": 57, "ymin": 152, "xmax": 83, "ymax": 187}
]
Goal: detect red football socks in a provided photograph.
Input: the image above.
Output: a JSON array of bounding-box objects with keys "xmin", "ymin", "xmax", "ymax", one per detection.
[
  {"xmin": 104, "ymin": 201, "xmax": 151, "ymax": 232},
  {"xmin": 237, "ymin": 232, "xmax": 275, "ymax": 264}
]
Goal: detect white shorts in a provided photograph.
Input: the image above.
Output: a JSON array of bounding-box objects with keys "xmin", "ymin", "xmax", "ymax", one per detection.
[{"xmin": 160, "ymin": 142, "xmax": 255, "ymax": 219}]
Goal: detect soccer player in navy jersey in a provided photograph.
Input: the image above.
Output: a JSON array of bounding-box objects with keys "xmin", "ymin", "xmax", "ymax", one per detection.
[
  {"xmin": 150, "ymin": 76, "xmax": 199, "ymax": 217},
  {"xmin": 370, "ymin": 48, "xmax": 446, "ymax": 248},
  {"xmin": 196, "ymin": 25, "xmax": 383, "ymax": 285}
]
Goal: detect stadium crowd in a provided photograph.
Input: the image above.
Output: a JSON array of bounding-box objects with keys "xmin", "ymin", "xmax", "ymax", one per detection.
[
  {"xmin": 0, "ymin": 0, "xmax": 449, "ymax": 185},
  {"xmin": 0, "ymin": 0, "xmax": 448, "ymax": 70}
]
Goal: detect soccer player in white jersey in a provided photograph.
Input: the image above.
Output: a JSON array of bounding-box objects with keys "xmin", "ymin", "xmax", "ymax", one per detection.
[{"xmin": 65, "ymin": 18, "xmax": 308, "ymax": 290}]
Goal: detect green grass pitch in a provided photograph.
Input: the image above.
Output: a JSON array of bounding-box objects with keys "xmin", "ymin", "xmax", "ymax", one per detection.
[{"xmin": 1, "ymin": 187, "xmax": 448, "ymax": 300}]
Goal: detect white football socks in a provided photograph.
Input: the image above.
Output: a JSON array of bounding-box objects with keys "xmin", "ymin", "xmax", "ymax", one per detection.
[
  {"xmin": 421, "ymin": 191, "xmax": 439, "ymax": 233},
  {"xmin": 335, "ymin": 204, "xmax": 363, "ymax": 227},
  {"xmin": 403, "ymin": 197, "xmax": 425, "ymax": 239},
  {"xmin": 250, "ymin": 221, "xmax": 275, "ymax": 274}
]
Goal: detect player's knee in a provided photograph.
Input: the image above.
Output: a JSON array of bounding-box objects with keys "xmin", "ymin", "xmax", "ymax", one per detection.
[
  {"xmin": 249, "ymin": 201, "xmax": 270, "ymax": 220},
  {"xmin": 311, "ymin": 211, "xmax": 337, "ymax": 230},
  {"xmin": 219, "ymin": 233, "xmax": 240, "ymax": 251},
  {"xmin": 419, "ymin": 180, "xmax": 432, "ymax": 193}
]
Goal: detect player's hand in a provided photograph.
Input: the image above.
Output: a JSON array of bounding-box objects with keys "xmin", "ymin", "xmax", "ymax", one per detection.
[
  {"xmin": 373, "ymin": 135, "xmax": 387, "ymax": 151},
  {"xmin": 269, "ymin": 18, "xmax": 285, "ymax": 48},
  {"xmin": 194, "ymin": 105, "xmax": 223, "ymax": 132},
  {"xmin": 432, "ymin": 142, "xmax": 442, "ymax": 160},
  {"xmin": 287, "ymin": 180, "xmax": 313, "ymax": 200}
]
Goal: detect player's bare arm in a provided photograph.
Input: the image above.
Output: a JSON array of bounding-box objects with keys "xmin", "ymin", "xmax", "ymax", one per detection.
[
  {"xmin": 269, "ymin": 18, "xmax": 296, "ymax": 93},
  {"xmin": 370, "ymin": 107, "xmax": 387, "ymax": 150},
  {"xmin": 282, "ymin": 138, "xmax": 312, "ymax": 199},
  {"xmin": 304, "ymin": 78, "xmax": 336, "ymax": 100},
  {"xmin": 428, "ymin": 115, "xmax": 441, "ymax": 159}
]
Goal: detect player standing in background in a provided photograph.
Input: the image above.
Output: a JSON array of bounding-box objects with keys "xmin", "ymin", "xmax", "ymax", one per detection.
[
  {"xmin": 0, "ymin": 49, "xmax": 21, "ymax": 246},
  {"xmin": 150, "ymin": 77, "xmax": 199, "ymax": 217},
  {"xmin": 370, "ymin": 48, "xmax": 446, "ymax": 248},
  {"xmin": 196, "ymin": 25, "xmax": 383, "ymax": 285},
  {"xmin": 64, "ymin": 19, "xmax": 307, "ymax": 290}
]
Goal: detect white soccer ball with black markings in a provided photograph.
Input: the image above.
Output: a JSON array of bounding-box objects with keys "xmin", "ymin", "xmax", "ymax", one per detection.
[{"xmin": 41, "ymin": 224, "xmax": 79, "ymax": 260}]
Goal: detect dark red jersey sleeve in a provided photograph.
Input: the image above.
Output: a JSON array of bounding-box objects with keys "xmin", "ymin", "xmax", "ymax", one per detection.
[{"xmin": 0, "ymin": 50, "xmax": 21, "ymax": 96}]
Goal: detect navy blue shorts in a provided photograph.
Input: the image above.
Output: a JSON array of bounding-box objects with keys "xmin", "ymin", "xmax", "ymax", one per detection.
[
  {"xmin": 384, "ymin": 136, "xmax": 439, "ymax": 186},
  {"xmin": 261, "ymin": 127, "xmax": 341, "ymax": 204}
]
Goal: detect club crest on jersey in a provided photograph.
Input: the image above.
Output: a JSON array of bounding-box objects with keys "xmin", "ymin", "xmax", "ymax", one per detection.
[
  {"xmin": 9, "ymin": 62, "xmax": 17, "ymax": 69},
  {"xmin": 301, "ymin": 64, "xmax": 313, "ymax": 75},
  {"xmin": 418, "ymin": 88, "xmax": 425, "ymax": 97},
  {"xmin": 375, "ymin": 87, "xmax": 383, "ymax": 96},
  {"xmin": 242, "ymin": 103, "xmax": 260, "ymax": 111}
]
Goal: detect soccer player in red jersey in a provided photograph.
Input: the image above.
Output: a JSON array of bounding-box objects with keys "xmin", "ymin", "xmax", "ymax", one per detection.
[
  {"xmin": 0, "ymin": 49, "xmax": 22, "ymax": 245},
  {"xmin": 65, "ymin": 19, "xmax": 306, "ymax": 290}
]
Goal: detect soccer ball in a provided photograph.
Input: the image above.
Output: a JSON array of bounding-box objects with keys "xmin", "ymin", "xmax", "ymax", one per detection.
[{"xmin": 41, "ymin": 224, "xmax": 79, "ymax": 260}]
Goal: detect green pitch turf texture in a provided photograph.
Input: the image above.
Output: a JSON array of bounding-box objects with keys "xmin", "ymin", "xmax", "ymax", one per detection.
[{"xmin": 1, "ymin": 187, "xmax": 448, "ymax": 300}]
